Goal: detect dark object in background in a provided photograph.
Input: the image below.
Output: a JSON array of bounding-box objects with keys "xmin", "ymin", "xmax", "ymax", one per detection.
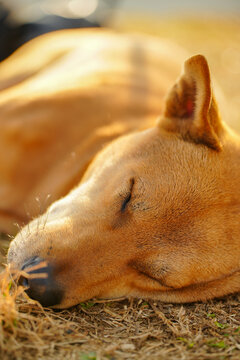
[
  {"xmin": 0, "ymin": 0, "xmax": 119, "ymax": 62},
  {"xmin": 0, "ymin": 15, "xmax": 99, "ymax": 62},
  {"xmin": 0, "ymin": 4, "xmax": 13, "ymax": 62}
]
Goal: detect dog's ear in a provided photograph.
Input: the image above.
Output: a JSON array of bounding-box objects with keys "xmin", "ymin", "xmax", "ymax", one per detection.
[{"xmin": 159, "ymin": 55, "xmax": 223, "ymax": 151}]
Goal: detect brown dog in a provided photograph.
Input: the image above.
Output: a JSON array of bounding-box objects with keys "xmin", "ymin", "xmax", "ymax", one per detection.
[{"xmin": 1, "ymin": 29, "xmax": 239, "ymax": 308}]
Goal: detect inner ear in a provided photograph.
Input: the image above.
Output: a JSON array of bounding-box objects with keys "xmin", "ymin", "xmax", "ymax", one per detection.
[
  {"xmin": 165, "ymin": 77, "xmax": 197, "ymax": 120},
  {"xmin": 159, "ymin": 55, "xmax": 223, "ymax": 151}
]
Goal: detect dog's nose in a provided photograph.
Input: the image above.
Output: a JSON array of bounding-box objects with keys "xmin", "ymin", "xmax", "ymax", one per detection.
[{"xmin": 19, "ymin": 256, "xmax": 63, "ymax": 307}]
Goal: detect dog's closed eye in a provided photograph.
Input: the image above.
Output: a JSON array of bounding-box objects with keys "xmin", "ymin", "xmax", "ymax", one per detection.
[{"xmin": 121, "ymin": 178, "xmax": 135, "ymax": 212}]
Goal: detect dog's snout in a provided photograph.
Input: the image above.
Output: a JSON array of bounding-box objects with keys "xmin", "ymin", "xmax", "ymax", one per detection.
[{"xmin": 19, "ymin": 256, "xmax": 63, "ymax": 307}]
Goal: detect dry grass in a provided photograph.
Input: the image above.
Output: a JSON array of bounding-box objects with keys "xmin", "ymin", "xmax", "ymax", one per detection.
[
  {"xmin": 0, "ymin": 16, "xmax": 240, "ymax": 360},
  {"xmin": 0, "ymin": 269, "xmax": 239, "ymax": 360}
]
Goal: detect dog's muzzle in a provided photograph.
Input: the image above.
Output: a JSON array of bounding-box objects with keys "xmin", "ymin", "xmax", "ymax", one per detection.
[{"xmin": 19, "ymin": 256, "xmax": 63, "ymax": 307}]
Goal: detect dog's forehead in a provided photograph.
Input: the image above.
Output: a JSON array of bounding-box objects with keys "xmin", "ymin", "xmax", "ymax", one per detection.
[
  {"xmin": 91, "ymin": 127, "xmax": 214, "ymax": 182},
  {"xmin": 96, "ymin": 128, "xmax": 177, "ymax": 163}
]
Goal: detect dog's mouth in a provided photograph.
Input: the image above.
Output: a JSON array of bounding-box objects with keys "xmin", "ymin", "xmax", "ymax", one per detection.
[{"xmin": 155, "ymin": 268, "xmax": 240, "ymax": 303}]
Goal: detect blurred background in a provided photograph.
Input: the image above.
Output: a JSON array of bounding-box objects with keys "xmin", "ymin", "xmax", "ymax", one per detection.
[{"xmin": 0, "ymin": 0, "xmax": 239, "ymax": 132}]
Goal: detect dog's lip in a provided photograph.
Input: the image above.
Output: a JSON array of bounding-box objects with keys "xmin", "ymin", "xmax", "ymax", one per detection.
[
  {"xmin": 165, "ymin": 268, "xmax": 240, "ymax": 293},
  {"xmin": 135, "ymin": 269, "xmax": 175, "ymax": 289},
  {"xmin": 133, "ymin": 267, "xmax": 240, "ymax": 295}
]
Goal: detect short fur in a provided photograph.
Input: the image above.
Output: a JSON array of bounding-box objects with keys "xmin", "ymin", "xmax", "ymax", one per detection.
[{"xmin": 1, "ymin": 29, "xmax": 239, "ymax": 308}]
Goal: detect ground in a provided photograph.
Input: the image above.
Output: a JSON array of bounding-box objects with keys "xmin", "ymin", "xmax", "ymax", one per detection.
[
  {"xmin": 0, "ymin": 15, "xmax": 240, "ymax": 360},
  {"xmin": 0, "ymin": 271, "xmax": 240, "ymax": 360}
]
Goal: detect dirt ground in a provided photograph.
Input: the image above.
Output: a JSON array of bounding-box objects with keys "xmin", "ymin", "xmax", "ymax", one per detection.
[
  {"xmin": 0, "ymin": 15, "xmax": 240, "ymax": 360},
  {"xmin": 0, "ymin": 270, "xmax": 240, "ymax": 360}
]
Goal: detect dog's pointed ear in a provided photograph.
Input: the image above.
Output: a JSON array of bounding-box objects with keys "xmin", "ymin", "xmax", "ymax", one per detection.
[{"xmin": 159, "ymin": 55, "xmax": 223, "ymax": 151}]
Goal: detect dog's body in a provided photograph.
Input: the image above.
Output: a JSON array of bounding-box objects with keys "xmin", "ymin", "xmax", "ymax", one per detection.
[
  {"xmin": 0, "ymin": 29, "xmax": 187, "ymax": 233},
  {"xmin": 1, "ymin": 29, "xmax": 239, "ymax": 308}
]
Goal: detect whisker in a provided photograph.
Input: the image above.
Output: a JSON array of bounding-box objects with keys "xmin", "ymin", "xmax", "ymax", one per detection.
[
  {"xmin": 7, "ymin": 234, "xmax": 15, "ymax": 240},
  {"xmin": 23, "ymin": 204, "xmax": 32, "ymax": 237},
  {"xmin": 14, "ymin": 222, "xmax": 24, "ymax": 242},
  {"xmin": 42, "ymin": 194, "xmax": 52, "ymax": 231},
  {"xmin": 35, "ymin": 197, "xmax": 41, "ymax": 235}
]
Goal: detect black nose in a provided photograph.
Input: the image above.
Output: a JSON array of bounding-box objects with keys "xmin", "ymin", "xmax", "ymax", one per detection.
[{"xmin": 19, "ymin": 256, "xmax": 63, "ymax": 307}]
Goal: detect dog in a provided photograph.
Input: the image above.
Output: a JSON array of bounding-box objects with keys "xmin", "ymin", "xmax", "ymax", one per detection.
[{"xmin": 1, "ymin": 29, "xmax": 239, "ymax": 308}]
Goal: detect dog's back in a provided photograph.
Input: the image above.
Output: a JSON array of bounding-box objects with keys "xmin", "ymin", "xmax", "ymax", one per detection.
[{"xmin": 0, "ymin": 29, "xmax": 188, "ymax": 233}]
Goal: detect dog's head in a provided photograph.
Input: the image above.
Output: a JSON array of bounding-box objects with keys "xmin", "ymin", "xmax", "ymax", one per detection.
[{"xmin": 8, "ymin": 55, "xmax": 240, "ymax": 308}]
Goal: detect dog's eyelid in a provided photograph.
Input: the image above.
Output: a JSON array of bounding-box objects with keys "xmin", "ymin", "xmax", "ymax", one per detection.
[
  {"xmin": 129, "ymin": 177, "xmax": 135, "ymax": 190},
  {"xmin": 120, "ymin": 177, "xmax": 135, "ymax": 212}
]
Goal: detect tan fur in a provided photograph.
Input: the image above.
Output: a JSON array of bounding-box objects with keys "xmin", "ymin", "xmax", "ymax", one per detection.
[{"xmin": 1, "ymin": 29, "xmax": 239, "ymax": 308}]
